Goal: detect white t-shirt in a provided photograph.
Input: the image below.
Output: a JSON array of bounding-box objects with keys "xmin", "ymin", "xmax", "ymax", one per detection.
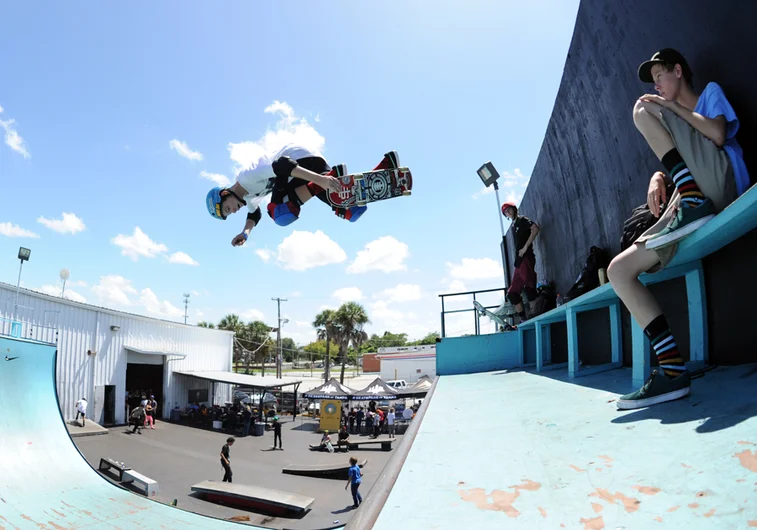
[
  {"xmin": 387, "ymin": 412, "xmax": 395, "ymax": 425},
  {"xmin": 235, "ymin": 144, "xmax": 322, "ymax": 213},
  {"xmin": 76, "ymin": 399, "xmax": 87, "ymax": 414}
]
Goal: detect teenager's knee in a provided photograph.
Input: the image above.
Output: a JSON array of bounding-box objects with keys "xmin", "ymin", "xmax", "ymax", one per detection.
[
  {"xmin": 632, "ymin": 99, "xmax": 662, "ymax": 130},
  {"xmin": 607, "ymin": 252, "xmax": 643, "ymax": 286}
]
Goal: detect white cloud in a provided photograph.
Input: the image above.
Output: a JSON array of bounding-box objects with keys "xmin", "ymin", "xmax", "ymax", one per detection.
[
  {"xmin": 371, "ymin": 300, "xmax": 405, "ymax": 322},
  {"xmin": 472, "ymin": 186, "xmax": 495, "ymax": 199},
  {"xmin": 347, "ymin": 236, "xmax": 409, "ymax": 274},
  {"xmin": 276, "ymin": 230, "xmax": 347, "ymax": 271},
  {"xmin": 446, "ymin": 280, "xmax": 467, "ymax": 292},
  {"xmin": 70, "ymin": 280, "xmax": 88, "ymax": 287},
  {"xmin": 191, "ymin": 290, "xmax": 201, "ymax": 296},
  {"xmin": 200, "ymin": 170, "xmax": 231, "ymax": 187},
  {"xmin": 446, "ymin": 257, "xmax": 503, "ymax": 281},
  {"xmin": 168, "ymin": 251, "xmax": 199, "ymax": 266},
  {"xmin": 170, "ymin": 139, "xmax": 203, "ymax": 161},
  {"xmin": 333, "ymin": 287, "xmax": 364, "ymax": 303},
  {"xmin": 195, "ymin": 309, "xmax": 204, "ymax": 320},
  {"xmin": 290, "ymin": 291, "xmax": 302, "ymax": 298},
  {"xmin": 0, "ymin": 222, "xmax": 39, "ymax": 238},
  {"xmin": 241, "ymin": 309, "xmax": 266, "ymax": 322},
  {"xmin": 92, "ymin": 275, "xmax": 138, "ymax": 306},
  {"xmin": 375, "ymin": 284, "xmax": 422, "ymax": 303},
  {"xmin": 112, "ymin": 227, "xmax": 168, "ymax": 261},
  {"xmin": 139, "ymin": 288, "xmax": 184, "ymax": 319},
  {"xmin": 255, "ymin": 249, "xmax": 273, "ymax": 263},
  {"xmin": 37, "ymin": 285, "xmax": 87, "ymax": 303},
  {"xmin": 295, "ymin": 320, "xmax": 311, "ymax": 328},
  {"xmin": 37, "ymin": 212, "xmax": 86, "ymax": 234},
  {"xmin": 0, "ymin": 106, "xmax": 30, "ymax": 158},
  {"xmin": 227, "ymin": 100, "xmax": 324, "ymax": 171}
]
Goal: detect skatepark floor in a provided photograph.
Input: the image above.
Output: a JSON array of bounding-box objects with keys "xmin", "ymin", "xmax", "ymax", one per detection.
[{"xmin": 74, "ymin": 418, "xmax": 400, "ymax": 529}]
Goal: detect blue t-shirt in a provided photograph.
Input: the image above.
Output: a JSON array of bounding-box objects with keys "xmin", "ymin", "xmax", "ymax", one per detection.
[
  {"xmin": 694, "ymin": 82, "xmax": 750, "ymax": 195},
  {"xmin": 348, "ymin": 465, "xmax": 362, "ymax": 484}
]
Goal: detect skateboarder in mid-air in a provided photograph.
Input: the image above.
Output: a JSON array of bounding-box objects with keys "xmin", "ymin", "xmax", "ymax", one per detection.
[{"xmin": 206, "ymin": 144, "xmax": 401, "ymax": 245}]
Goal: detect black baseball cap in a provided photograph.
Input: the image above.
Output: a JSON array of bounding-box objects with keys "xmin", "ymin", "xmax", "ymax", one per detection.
[{"xmin": 638, "ymin": 48, "xmax": 691, "ymax": 83}]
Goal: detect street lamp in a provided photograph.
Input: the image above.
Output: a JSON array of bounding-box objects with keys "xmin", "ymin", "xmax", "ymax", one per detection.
[
  {"xmin": 476, "ymin": 162, "xmax": 510, "ymax": 289},
  {"xmin": 15, "ymin": 247, "xmax": 31, "ymax": 316},
  {"xmin": 60, "ymin": 269, "xmax": 70, "ymax": 298}
]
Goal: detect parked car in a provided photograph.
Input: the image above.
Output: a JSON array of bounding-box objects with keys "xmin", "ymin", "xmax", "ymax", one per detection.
[{"xmin": 386, "ymin": 380, "xmax": 408, "ymax": 389}]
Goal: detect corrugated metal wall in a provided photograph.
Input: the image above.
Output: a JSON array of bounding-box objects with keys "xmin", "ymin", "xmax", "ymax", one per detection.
[{"xmin": 0, "ymin": 282, "xmax": 233, "ymax": 424}]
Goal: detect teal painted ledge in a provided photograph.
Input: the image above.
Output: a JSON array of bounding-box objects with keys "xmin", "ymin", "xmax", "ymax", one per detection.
[{"xmin": 436, "ymin": 332, "xmax": 521, "ymax": 375}]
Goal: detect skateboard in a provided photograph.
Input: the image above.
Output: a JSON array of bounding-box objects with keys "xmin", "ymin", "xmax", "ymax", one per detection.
[
  {"xmin": 473, "ymin": 301, "xmax": 517, "ymax": 332},
  {"xmin": 327, "ymin": 164, "xmax": 412, "ymax": 209}
]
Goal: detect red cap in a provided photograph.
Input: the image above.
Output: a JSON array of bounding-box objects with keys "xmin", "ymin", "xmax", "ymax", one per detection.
[{"xmin": 501, "ymin": 202, "xmax": 517, "ymax": 216}]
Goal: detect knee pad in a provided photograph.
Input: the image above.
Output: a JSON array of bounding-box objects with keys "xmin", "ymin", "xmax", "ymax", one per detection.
[
  {"xmin": 267, "ymin": 201, "xmax": 300, "ymax": 226},
  {"xmin": 271, "ymin": 156, "xmax": 299, "ymax": 178},
  {"xmin": 506, "ymin": 291, "xmax": 522, "ymax": 306}
]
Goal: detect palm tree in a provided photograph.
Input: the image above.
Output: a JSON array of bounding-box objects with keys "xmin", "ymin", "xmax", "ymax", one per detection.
[
  {"xmin": 313, "ymin": 309, "xmax": 339, "ymax": 381},
  {"xmin": 243, "ymin": 320, "xmax": 272, "ymax": 375},
  {"xmin": 197, "ymin": 321, "xmax": 215, "ymax": 329},
  {"xmin": 218, "ymin": 314, "xmax": 245, "ymax": 367},
  {"xmin": 334, "ymin": 302, "xmax": 370, "ymax": 384}
]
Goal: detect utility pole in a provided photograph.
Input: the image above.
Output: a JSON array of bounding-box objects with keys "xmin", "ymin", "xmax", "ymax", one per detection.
[
  {"xmin": 271, "ymin": 297, "xmax": 287, "ymax": 378},
  {"xmin": 183, "ymin": 293, "xmax": 190, "ymax": 325}
]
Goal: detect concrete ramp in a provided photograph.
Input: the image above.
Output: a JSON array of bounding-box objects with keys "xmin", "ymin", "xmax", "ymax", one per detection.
[
  {"xmin": 283, "ymin": 459, "xmax": 367, "ymax": 480},
  {"xmin": 0, "ymin": 335, "xmax": 270, "ymax": 529},
  {"xmin": 191, "ymin": 481, "xmax": 315, "ymax": 516}
]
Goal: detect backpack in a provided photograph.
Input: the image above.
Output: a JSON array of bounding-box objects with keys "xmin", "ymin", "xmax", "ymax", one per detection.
[
  {"xmin": 564, "ymin": 246, "xmax": 611, "ymax": 302},
  {"xmin": 620, "ymin": 182, "xmax": 675, "ymax": 251},
  {"xmin": 530, "ymin": 280, "xmax": 557, "ymax": 318}
]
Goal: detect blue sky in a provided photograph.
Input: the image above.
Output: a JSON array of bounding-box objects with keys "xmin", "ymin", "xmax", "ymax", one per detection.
[{"xmin": 0, "ymin": 0, "xmax": 579, "ymax": 343}]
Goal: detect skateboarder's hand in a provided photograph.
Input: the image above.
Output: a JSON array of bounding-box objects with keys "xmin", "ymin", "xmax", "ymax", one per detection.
[
  {"xmin": 319, "ymin": 175, "xmax": 342, "ymax": 193},
  {"xmin": 518, "ymin": 247, "xmax": 527, "ymax": 258},
  {"xmin": 232, "ymin": 233, "xmax": 248, "ymax": 247},
  {"xmin": 647, "ymin": 171, "xmax": 667, "ymax": 218},
  {"xmin": 639, "ymin": 93, "xmax": 672, "ymax": 109}
]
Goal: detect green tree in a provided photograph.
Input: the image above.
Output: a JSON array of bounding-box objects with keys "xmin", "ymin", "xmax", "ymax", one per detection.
[
  {"xmin": 241, "ymin": 320, "xmax": 272, "ymax": 374},
  {"xmin": 281, "ymin": 337, "xmax": 297, "ymax": 363},
  {"xmin": 313, "ymin": 309, "xmax": 339, "ymax": 380},
  {"xmin": 197, "ymin": 321, "xmax": 215, "ymax": 329},
  {"xmin": 359, "ymin": 331, "xmax": 408, "ymax": 353},
  {"xmin": 334, "ymin": 302, "xmax": 370, "ymax": 384},
  {"xmin": 302, "ymin": 340, "xmax": 340, "ymax": 362},
  {"xmin": 409, "ymin": 331, "xmax": 440, "ymax": 345},
  {"xmin": 218, "ymin": 314, "xmax": 245, "ymax": 364}
]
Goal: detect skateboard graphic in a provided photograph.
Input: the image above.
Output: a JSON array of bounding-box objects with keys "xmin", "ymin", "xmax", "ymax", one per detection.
[{"xmin": 327, "ymin": 166, "xmax": 412, "ymax": 209}]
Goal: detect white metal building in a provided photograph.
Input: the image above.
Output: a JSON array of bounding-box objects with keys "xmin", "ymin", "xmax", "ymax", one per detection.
[
  {"xmin": 378, "ymin": 348, "xmax": 436, "ymax": 383},
  {"xmin": 0, "ymin": 282, "xmax": 233, "ymax": 425}
]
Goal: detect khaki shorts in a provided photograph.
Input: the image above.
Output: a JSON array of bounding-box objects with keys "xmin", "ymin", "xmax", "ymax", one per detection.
[{"xmin": 635, "ymin": 107, "xmax": 737, "ymax": 271}]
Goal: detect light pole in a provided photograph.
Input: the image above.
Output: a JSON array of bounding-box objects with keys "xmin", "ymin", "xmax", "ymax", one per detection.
[
  {"xmin": 183, "ymin": 293, "xmax": 190, "ymax": 325},
  {"xmin": 60, "ymin": 269, "xmax": 70, "ymax": 298},
  {"xmin": 271, "ymin": 297, "xmax": 287, "ymax": 378},
  {"xmin": 477, "ymin": 162, "xmax": 510, "ymax": 290},
  {"xmin": 15, "ymin": 247, "xmax": 31, "ymax": 317}
]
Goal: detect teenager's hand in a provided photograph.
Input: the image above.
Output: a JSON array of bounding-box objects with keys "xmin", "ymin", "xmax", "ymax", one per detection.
[
  {"xmin": 232, "ymin": 233, "xmax": 248, "ymax": 247},
  {"xmin": 319, "ymin": 174, "xmax": 343, "ymax": 193},
  {"xmin": 647, "ymin": 171, "xmax": 668, "ymax": 218},
  {"xmin": 518, "ymin": 247, "xmax": 527, "ymax": 258},
  {"xmin": 639, "ymin": 94, "xmax": 672, "ymax": 109}
]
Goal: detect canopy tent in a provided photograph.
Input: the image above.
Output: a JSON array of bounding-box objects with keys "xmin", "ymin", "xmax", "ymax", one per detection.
[
  {"xmin": 350, "ymin": 377, "xmax": 400, "ymax": 401},
  {"xmin": 397, "ymin": 375, "xmax": 434, "ymax": 398},
  {"xmin": 302, "ymin": 378, "xmax": 356, "ymax": 401}
]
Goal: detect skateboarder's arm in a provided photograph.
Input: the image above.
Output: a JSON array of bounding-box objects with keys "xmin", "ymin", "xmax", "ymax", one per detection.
[
  {"xmin": 290, "ymin": 165, "xmax": 341, "ymax": 192},
  {"xmin": 523, "ymin": 224, "xmax": 540, "ymax": 249}
]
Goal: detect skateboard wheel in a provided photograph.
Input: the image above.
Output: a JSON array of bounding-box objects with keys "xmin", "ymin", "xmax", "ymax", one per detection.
[{"xmin": 402, "ymin": 190, "xmax": 412, "ymax": 196}]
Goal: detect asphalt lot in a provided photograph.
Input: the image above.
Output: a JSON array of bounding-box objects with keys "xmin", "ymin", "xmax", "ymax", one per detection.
[{"xmin": 74, "ymin": 417, "xmax": 401, "ymax": 529}]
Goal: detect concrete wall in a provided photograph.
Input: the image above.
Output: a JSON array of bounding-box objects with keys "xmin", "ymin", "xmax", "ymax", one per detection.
[
  {"xmin": 436, "ymin": 332, "xmax": 520, "ymax": 376},
  {"xmin": 380, "ymin": 356, "xmax": 436, "ymax": 383},
  {"xmin": 508, "ymin": 0, "xmax": 757, "ymax": 364}
]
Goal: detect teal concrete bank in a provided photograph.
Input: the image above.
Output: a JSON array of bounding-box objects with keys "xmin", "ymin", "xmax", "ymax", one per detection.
[{"xmin": 436, "ymin": 331, "xmax": 522, "ymax": 375}]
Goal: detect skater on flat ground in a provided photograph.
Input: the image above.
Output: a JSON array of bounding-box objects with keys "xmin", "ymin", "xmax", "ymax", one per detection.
[
  {"xmin": 345, "ymin": 457, "xmax": 363, "ymax": 508},
  {"xmin": 220, "ymin": 437, "xmax": 235, "ymax": 482},
  {"xmin": 206, "ymin": 145, "xmax": 401, "ymax": 244},
  {"xmin": 608, "ymin": 48, "xmax": 749, "ymax": 410},
  {"xmin": 129, "ymin": 404, "xmax": 145, "ymax": 434},
  {"xmin": 272, "ymin": 416, "xmax": 283, "ymax": 450},
  {"xmin": 75, "ymin": 397, "xmax": 87, "ymax": 427},
  {"xmin": 501, "ymin": 202, "xmax": 540, "ymax": 324}
]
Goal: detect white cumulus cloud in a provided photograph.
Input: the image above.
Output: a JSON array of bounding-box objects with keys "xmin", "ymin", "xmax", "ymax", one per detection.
[
  {"xmin": 200, "ymin": 170, "xmax": 231, "ymax": 187},
  {"xmin": 0, "ymin": 105, "xmax": 30, "ymax": 158},
  {"xmin": 170, "ymin": 139, "xmax": 203, "ymax": 161},
  {"xmin": 241, "ymin": 309, "xmax": 266, "ymax": 322},
  {"xmin": 0, "ymin": 222, "xmax": 39, "ymax": 238},
  {"xmin": 37, "ymin": 285, "xmax": 87, "ymax": 303},
  {"xmin": 332, "ymin": 287, "xmax": 364, "ymax": 303},
  {"xmin": 37, "ymin": 212, "xmax": 86, "ymax": 234},
  {"xmin": 276, "ymin": 230, "xmax": 346, "ymax": 271},
  {"xmin": 140, "ymin": 288, "xmax": 184, "ymax": 319},
  {"xmin": 228, "ymin": 100, "xmax": 324, "ymax": 171},
  {"xmin": 375, "ymin": 284, "xmax": 422, "ymax": 303},
  {"xmin": 92, "ymin": 275, "xmax": 138, "ymax": 306},
  {"xmin": 446, "ymin": 257, "xmax": 503, "ymax": 281},
  {"xmin": 255, "ymin": 249, "xmax": 273, "ymax": 263},
  {"xmin": 168, "ymin": 251, "xmax": 199, "ymax": 266},
  {"xmin": 112, "ymin": 227, "xmax": 168, "ymax": 261},
  {"xmin": 473, "ymin": 168, "xmax": 530, "ymax": 201},
  {"xmin": 347, "ymin": 236, "xmax": 409, "ymax": 274}
]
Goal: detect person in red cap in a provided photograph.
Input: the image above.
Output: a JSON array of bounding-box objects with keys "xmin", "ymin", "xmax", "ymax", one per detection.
[
  {"xmin": 608, "ymin": 48, "xmax": 749, "ymax": 410},
  {"xmin": 501, "ymin": 202, "xmax": 540, "ymax": 323}
]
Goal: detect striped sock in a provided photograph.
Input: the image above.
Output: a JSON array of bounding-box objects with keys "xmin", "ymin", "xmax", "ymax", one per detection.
[
  {"xmin": 661, "ymin": 148, "xmax": 705, "ymax": 207},
  {"xmin": 644, "ymin": 315, "xmax": 686, "ymax": 377}
]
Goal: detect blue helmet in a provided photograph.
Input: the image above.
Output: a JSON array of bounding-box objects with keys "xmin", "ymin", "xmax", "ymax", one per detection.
[{"xmin": 206, "ymin": 187, "xmax": 227, "ymax": 220}]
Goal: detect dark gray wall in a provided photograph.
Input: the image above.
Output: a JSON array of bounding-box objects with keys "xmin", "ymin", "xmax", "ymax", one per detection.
[{"xmin": 510, "ymin": 0, "xmax": 757, "ymax": 365}]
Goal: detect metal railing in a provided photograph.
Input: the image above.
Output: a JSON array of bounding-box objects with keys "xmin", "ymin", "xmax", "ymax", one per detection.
[
  {"xmin": 0, "ymin": 303, "xmax": 60, "ymax": 344},
  {"xmin": 439, "ymin": 287, "xmax": 512, "ymax": 338}
]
